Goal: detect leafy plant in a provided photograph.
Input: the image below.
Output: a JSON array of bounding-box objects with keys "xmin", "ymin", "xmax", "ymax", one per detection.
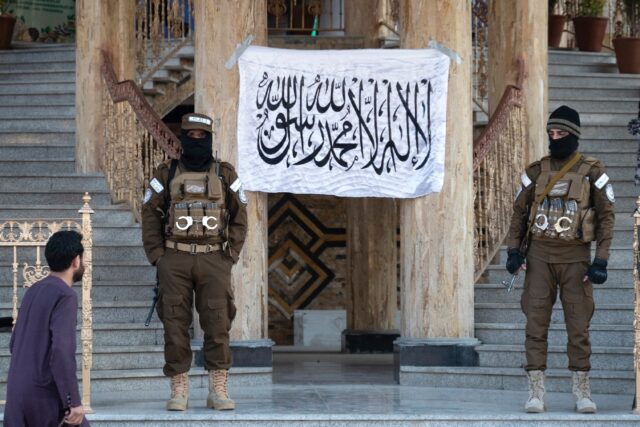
[
  {"xmin": 623, "ymin": 0, "xmax": 640, "ymax": 37},
  {"xmin": 577, "ymin": 0, "xmax": 607, "ymax": 17}
]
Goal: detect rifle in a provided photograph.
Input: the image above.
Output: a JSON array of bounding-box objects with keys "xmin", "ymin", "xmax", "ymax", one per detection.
[{"xmin": 144, "ymin": 275, "xmax": 159, "ymax": 327}]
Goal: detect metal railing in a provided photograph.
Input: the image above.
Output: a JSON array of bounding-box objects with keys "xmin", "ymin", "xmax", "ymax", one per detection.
[
  {"xmin": 0, "ymin": 194, "xmax": 95, "ymax": 411},
  {"xmin": 472, "ymin": 0, "xmax": 489, "ymax": 115},
  {"xmin": 102, "ymin": 52, "xmax": 180, "ymax": 222},
  {"xmin": 135, "ymin": 0, "xmax": 194, "ymax": 83},
  {"xmin": 473, "ymin": 61, "xmax": 527, "ymax": 282},
  {"xmin": 268, "ymin": 0, "xmax": 344, "ymax": 34}
]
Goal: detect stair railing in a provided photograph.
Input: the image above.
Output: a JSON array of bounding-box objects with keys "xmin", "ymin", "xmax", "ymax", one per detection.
[
  {"xmin": 0, "ymin": 194, "xmax": 95, "ymax": 411},
  {"xmin": 102, "ymin": 51, "xmax": 180, "ymax": 222},
  {"xmin": 472, "ymin": 0, "xmax": 489, "ymax": 116},
  {"xmin": 136, "ymin": 0, "xmax": 194, "ymax": 83},
  {"xmin": 473, "ymin": 60, "xmax": 528, "ymax": 282}
]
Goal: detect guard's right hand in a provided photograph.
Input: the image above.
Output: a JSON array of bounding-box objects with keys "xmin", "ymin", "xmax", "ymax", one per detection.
[
  {"xmin": 505, "ymin": 248, "xmax": 525, "ymax": 274},
  {"xmin": 64, "ymin": 405, "xmax": 85, "ymax": 425}
]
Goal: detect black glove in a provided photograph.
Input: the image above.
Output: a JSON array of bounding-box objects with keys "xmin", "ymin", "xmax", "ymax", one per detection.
[
  {"xmin": 586, "ymin": 258, "xmax": 607, "ymax": 284},
  {"xmin": 505, "ymin": 248, "xmax": 525, "ymax": 274}
]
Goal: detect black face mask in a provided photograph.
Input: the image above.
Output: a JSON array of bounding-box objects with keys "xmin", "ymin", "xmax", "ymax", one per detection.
[
  {"xmin": 180, "ymin": 130, "xmax": 213, "ymax": 172},
  {"xmin": 549, "ymin": 134, "xmax": 579, "ymax": 160}
]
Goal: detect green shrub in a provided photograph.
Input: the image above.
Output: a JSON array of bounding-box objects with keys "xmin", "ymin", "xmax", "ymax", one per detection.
[
  {"xmin": 623, "ymin": 0, "xmax": 640, "ymax": 37},
  {"xmin": 577, "ymin": 0, "xmax": 607, "ymax": 16}
]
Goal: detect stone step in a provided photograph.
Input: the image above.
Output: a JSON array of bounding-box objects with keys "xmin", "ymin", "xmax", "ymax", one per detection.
[
  {"xmin": 0, "ymin": 118, "xmax": 75, "ymax": 132},
  {"xmin": 475, "ymin": 303, "xmax": 633, "ymax": 325},
  {"xmin": 0, "ymin": 48, "xmax": 75, "ymax": 63},
  {"xmin": 0, "ymin": 277, "xmax": 155, "ymax": 305},
  {"xmin": 0, "ymin": 132, "xmax": 75, "ymax": 145},
  {"xmin": 476, "ymin": 344, "xmax": 633, "ymax": 371},
  {"xmin": 0, "ymin": 190, "xmax": 113, "ymax": 206},
  {"xmin": 0, "ymin": 60, "xmax": 75, "ymax": 72},
  {"xmin": 0, "ymin": 105, "xmax": 75, "ymax": 119},
  {"xmin": 548, "ymin": 50, "xmax": 616, "ymax": 65},
  {"xmin": 483, "ymin": 265, "xmax": 633, "ymax": 285},
  {"xmin": 585, "ymin": 151, "xmax": 639, "ymax": 167},
  {"xmin": 551, "ymin": 87, "xmax": 635, "ymax": 99},
  {"xmin": 579, "ymin": 139, "xmax": 637, "ymax": 153},
  {"xmin": 578, "ymin": 125, "xmax": 640, "ymax": 141},
  {"xmin": 475, "ymin": 322, "xmax": 634, "ymax": 347},
  {"xmin": 0, "ymin": 175, "xmax": 108, "ymax": 192},
  {"xmin": 0, "ymin": 321, "xmax": 165, "ymax": 348},
  {"xmin": 0, "ymin": 143, "xmax": 75, "ymax": 159},
  {"xmin": 549, "ymin": 63, "xmax": 619, "ymax": 75},
  {"xmin": 0, "ymin": 205, "xmax": 134, "ymax": 226},
  {"xmin": 399, "ymin": 366, "xmax": 634, "ymax": 395},
  {"xmin": 0, "ymin": 261, "xmax": 156, "ymax": 283},
  {"xmin": 0, "ymin": 158, "xmax": 76, "ymax": 175},
  {"xmin": 0, "ymin": 300, "xmax": 151, "ymax": 324},
  {"xmin": 0, "ymin": 70, "xmax": 75, "ymax": 83},
  {"xmin": 474, "ymin": 283, "xmax": 634, "ymax": 305},
  {"xmin": 0, "ymin": 82, "xmax": 75, "ymax": 94},
  {"xmin": 0, "ymin": 93, "xmax": 76, "ymax": 106},
  {"xmin": 564, "ymin": 112, "xmax": 640, "ymax": 127},
  {"xmin": 492, "ymin": 246, "xmax": 634, "ymax": 268},
  {"xmin": 548, "ymin": 98, "xmax": 639, "ymax": 114},
  {"xmin": 549, "ymin": 73, "xmax": 640, "ymax": 89}
]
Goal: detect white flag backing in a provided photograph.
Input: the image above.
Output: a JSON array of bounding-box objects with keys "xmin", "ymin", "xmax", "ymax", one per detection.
[{"xmin": 237, "ymin": 46, "xmax": 449, "ymax": 198}]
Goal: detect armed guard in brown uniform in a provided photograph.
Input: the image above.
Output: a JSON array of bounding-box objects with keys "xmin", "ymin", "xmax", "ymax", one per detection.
[
  {"xmin": 141, "ymin": 113, "xmax": 247, "ymax": 411},
  {"xmin": 506, "ymin": 106, "xmax": 615, "ymax": 414}
]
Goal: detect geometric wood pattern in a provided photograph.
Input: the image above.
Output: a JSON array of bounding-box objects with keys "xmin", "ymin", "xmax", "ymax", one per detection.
[{"xmin": 268, "ymin": 194, "xmax": 346, "ymax": 319}]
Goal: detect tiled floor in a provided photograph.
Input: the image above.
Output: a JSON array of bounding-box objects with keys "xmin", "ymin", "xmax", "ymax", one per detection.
[{"xmin": 3, "ymin": 353, "xmax": 639, "ymax": 425}]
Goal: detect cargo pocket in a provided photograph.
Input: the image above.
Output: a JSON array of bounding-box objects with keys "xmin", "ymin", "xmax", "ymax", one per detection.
[
  {"xmin": 163, "ymin": 294, "xmax": 186, "ymax": 321},
  {"xmin": 207, "ymin": 298, "xmax": 227, "ymax": 320}
]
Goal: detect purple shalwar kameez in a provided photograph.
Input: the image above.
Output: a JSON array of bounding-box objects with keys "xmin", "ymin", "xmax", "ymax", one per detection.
[{"xmin": 3, "ymin": 276, "xmax": 89, "ymax": 427}]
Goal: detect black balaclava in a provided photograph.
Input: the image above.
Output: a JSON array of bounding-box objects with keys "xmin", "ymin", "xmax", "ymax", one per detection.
[
  {"xmin": 547, "ymin": 105, "xmax": 581, "ymax": 160},
  {"xmin": 180, "ymin": 129, "xmax": 213, "ymax": 172}
]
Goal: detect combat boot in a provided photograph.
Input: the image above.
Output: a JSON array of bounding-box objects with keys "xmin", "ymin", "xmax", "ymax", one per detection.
[
  {"xmin": 207, "ymin": 369, "xmax": 235, "ymax": 410},
  {"xmin": 524, "ymin": 370, "xmax": 545, "ymax": 413},
  {"xmin": 572, "ymin": 371, "xmax": 597, "ymax": 413},
  {"xmin": 166, "ymin": 372, "xmax": 189, "ymax": 411}
]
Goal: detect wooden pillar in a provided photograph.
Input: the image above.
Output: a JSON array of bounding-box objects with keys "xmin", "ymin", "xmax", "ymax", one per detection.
[
  {"xmin": 488, "ymin": 0, "xmax": 548, "ymax": 161},
  {"xmin": 343, "ymin": 0, "xmax": 399, "ymax": 353},
  {"xmin": 344, "ymin": 0, "xmax": 379, "ymax": 48},
  {"xmin": 76, "ymin": 0, "xmax": 135, "ymax": 173},
  {"xmin": 195, "ymin": 0, "xmax": 271, "ymax": 371},
  {"xmin": 396, "ymin": 0, "xmax": 478, "ymax": 373}
]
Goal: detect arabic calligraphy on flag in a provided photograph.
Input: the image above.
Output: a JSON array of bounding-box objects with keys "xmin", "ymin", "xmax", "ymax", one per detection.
[{"xmin": 237, "ymin": 46, "xmax": 449, "ymax": 198}]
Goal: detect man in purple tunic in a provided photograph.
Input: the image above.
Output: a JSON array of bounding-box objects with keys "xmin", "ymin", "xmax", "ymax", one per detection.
[{"xmin": 3, "ymin": 231, "xmax": 89, "ymax": 427}]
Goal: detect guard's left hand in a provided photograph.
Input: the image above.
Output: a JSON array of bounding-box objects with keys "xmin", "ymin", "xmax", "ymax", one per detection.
[{"xmin": 583, "ymin": 257, "xmax": 607, "ymax": 284}]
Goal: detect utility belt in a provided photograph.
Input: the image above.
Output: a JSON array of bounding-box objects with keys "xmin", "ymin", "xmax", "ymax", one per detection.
[{"xmin": 165, "ymin": 240, "xmax": 223, "ymax": 254}]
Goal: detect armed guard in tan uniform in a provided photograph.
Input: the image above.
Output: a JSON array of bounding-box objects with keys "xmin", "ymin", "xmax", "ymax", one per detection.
[
  {"xmin": 141, "ymin": 113, "xmax": 247, "ymax": 411},
  {"xmin": 506, "ymin": 106, "xmax": 615, "ymax": 414}
]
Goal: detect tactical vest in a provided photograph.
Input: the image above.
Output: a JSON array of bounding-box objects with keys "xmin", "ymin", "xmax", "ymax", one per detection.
[
  {"xmin": 529, "ymin": 157, "xmax": 596, "ymax": 242},
  {"xmin": 165, "ymin": 164, "xmax": 228, "ymax": 244}
]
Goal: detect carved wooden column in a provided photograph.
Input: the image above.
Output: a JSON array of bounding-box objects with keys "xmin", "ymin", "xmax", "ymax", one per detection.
[
  {"xmin": 489, "ymin": 0, "xmax": 548, "ymax": 161},
  {"xmin": 342, "ymin": 1, "xmax": 399, "ymax": 353},
  {"xmin": 396, "ymin": 0, "xmax": 478, "ymax": 380},
  {"xmin": 194, "ymin": 0, "xmax": 271, "ymax": 378},
  {"xmin": 76, "ymin": 0, "xmax": 135, "ymax": 173}
]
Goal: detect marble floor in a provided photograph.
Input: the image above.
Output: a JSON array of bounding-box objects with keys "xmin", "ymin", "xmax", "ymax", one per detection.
[{"xmin": 4, "ymin": 353, "xmax": 640, "ymax": 426}]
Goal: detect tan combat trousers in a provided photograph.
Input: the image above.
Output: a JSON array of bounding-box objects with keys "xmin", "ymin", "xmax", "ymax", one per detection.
[
  {"xmin": 156, "ymin": 248, "xmax": 236, "ymax": 377},
  {"xmin": 520, "ymin": 257, "xmax": 594, "ymax": 372}
]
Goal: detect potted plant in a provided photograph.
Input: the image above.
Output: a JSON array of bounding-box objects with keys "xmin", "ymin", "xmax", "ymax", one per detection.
[
  {"xmin": 573, "ymin": 0, "xmax": 608, "ymax": 52},
  {"xmin": 549, "ymin": 0, "xmax": 567, "ymax": 48},
  {"xmin": 0, "ymin": 0, "xmax": 16, "ymax": 49},
  {"xmin": 613, "ymin": 0, "xmax": 640, "ymax": 73}
]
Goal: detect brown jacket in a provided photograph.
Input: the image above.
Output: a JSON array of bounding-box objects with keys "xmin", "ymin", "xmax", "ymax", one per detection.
[
  {"xmin": 507, "ymin": 155, "xmax": 615, "ymax": 263},
  {"xmin": 141, "ymin": 159, "xmax": 248, "ymax": 265}
]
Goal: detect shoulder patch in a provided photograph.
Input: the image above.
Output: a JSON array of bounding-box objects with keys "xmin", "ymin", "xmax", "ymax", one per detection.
[
  {"xmin": 143, "ymin": 188, "xmax": 153, "ymax": 204},
  {"xmin": 594, "ymin": 173, "xmax": 609, "ymax": 190},
  {"xmin": 230, "ymin": 178, "xmax": 242, "ymax": 192},
  {"xmin": 150, "ymin": 178, "xmax": 164, "ymax": 193},
  {"xmin": 521, "ymin": 172, "xmax": 532, "ymax": 188},
  {"xmin": 605, "ymin": 183, "xmax": 615, "ymax": 203}
]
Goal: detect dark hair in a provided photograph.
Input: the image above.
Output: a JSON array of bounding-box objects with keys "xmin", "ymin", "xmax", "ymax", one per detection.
[{"xmin": 45, "ymin": 230, "xmax": 84, "ymax": 272}]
